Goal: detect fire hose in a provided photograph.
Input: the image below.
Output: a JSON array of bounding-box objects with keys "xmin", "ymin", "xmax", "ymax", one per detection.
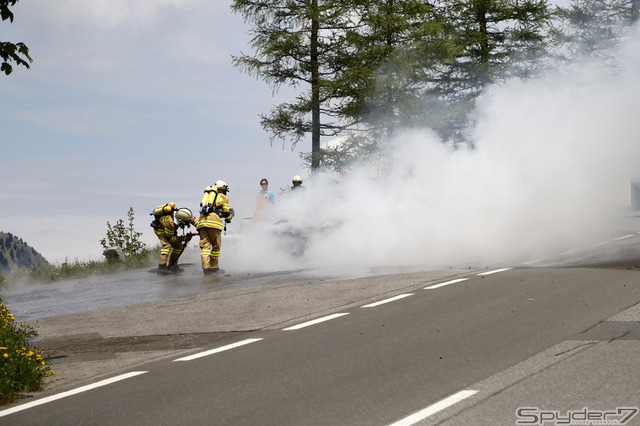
[{"xmin": 167, "ymin": 231, "xmax": 199, "ymax": 267}]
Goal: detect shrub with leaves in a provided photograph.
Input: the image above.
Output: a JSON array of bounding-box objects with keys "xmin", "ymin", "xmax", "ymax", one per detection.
[
  {"xmin": 100, "ymin": 207, "xmax": 146, "ymax": 257},
  {"xmin": 0, "ymin": 297, "xmax": 53, "ymax": 405}
]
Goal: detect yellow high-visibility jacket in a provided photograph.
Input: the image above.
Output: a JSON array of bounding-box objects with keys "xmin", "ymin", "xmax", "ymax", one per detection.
[
  {"xmin": 154, "ymin": 215, "xmax": 178, "ymax": 242},
  {"xmin": 196, "ymin": 191, "xmax": 232, "ymax": 231}
]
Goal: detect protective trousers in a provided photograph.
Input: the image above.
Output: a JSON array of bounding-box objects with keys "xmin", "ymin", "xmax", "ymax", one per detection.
[
  {"xmin": 158, "ymin": 236, "xmax": 183, "ymax": 266},
  {"xmin": 198, "ymin": 227, "xmax": 222, "ymax": 271}
]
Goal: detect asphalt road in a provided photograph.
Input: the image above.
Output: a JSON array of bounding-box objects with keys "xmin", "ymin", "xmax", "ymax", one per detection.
[
  {"xmin": 1, "ymin": 214, "xmax": 640, "ymax": 425},
  {"xmin": 2, "ymin": 268, "xmax": 640, "ymax": 424}
]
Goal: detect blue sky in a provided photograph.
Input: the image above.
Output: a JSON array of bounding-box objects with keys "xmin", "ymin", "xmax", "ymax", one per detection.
[{"xmin": 1, "ymin": 1, "xmax": 308, "ymax": 263}]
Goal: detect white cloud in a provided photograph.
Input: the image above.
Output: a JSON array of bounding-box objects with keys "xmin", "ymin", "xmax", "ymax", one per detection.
[{"xmin": 19, "ymin": 0, "xmax": 210, "ymax": 30}]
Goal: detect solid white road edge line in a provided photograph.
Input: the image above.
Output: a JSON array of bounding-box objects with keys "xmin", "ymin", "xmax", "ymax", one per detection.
[
  {"xmin": 0, "ymin": 371, "xmax": 148, "ymax": 417},
  {"xmin": 174, "ymin": 338, "xmax": 263, "ymax": 362},
  {"xmin": 425, "ymin": 278, "xmax": 468, "ymax": 290},
  {"xmin": 361, "ymin": 294, "xmax": 414, "ymax": 308},
  {"xmin": 387, "ymin": 390, "xmax": 478, "ymax": 426},
  {"xmin": 477, "ymin": 268, "xmax": 512, "ymax": 276},
  {"xmin": 282, "ymin": 313, "xmax": 349, "ymax": 331},
  {"xmin": 614, "ymin": 234, "xmax": 634, "ymax": 240}
]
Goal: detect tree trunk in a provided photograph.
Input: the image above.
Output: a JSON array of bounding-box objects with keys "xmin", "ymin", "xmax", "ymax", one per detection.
[
  {"xmin": 311, "ymin": 0, "xmax": 321, "ymax": 169},
  {"xmin": 385, "ymin": 0, "xmax": 396, "ymax": 140},
  {"xmin": 477, "ymin": 1, "xmax": 489, "ymax": 64}
]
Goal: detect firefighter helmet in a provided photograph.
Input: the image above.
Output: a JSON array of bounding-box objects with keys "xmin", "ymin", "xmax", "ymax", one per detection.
[
  {"xmin": 215, "ymin": 180, "xmax": 229, "ymax": 194},
  {"xmin": 175, "ymin": 208, "xmax": 193, "ymax": 225}
]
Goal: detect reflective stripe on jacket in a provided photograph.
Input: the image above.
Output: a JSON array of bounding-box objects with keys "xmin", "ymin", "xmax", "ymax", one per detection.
[{"xmin": 154, "ymin": 215, "xmax": 178, "ymax": 242}]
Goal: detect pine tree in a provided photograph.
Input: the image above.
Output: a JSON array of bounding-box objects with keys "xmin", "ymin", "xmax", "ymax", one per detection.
[
  {"xmin": 556, "ymin": 0, "xmax": 639, "ymax": 64},
  {"xmin": 232, "ymin": 0, "xmax": 369, "ymax": 168},
  {"xmin": 233, "ymin": 0, "xmax": 554, "ymax": 173},
  {"xmin": 429, "ymin": 0, "xmax": 554, "ymax": 144},
  {"xmin": 346, "ymin": 0, "xmax": 454, "ymax": 139},
  {"xmin": 0, "ymin": 253, "xmax": 8, "ymax": 271},
  {"xmin": 310, "ymin": 0, "xmax": 554, "ymax": 170},
  {"xmin": 304, "ymin": 0, "xmax": 455, "ymax": 174}
]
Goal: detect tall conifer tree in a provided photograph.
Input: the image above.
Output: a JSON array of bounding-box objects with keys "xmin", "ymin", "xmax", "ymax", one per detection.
[{"xmin": 232, "ymin": 0, "xmax": 358, "ymax": 169}]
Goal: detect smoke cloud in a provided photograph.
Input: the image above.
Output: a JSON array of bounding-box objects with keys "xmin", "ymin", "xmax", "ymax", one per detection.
[{"xmin": 223, "ymin": 23, "xmax": 640, "ymax": 274}]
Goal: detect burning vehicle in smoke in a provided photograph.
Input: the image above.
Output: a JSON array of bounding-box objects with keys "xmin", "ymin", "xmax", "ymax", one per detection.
[{"xmin": 229, "ymin": 183, "xmax": 342, "ymax": 266}]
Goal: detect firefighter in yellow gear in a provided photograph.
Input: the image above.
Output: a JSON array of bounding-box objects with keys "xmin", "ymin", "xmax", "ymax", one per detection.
[
  {"xmin": 195, "ymin": 180, "xmax": 234, "ymax": 274},
  {"xmin": 152, "ymin": 203, "xmax": 196, "ymax": 274}
]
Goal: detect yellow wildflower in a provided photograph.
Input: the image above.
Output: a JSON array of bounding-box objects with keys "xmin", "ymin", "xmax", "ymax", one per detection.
[{"xmin": 3, "ymin": 353, "xmax": 8, "ymax": 358}]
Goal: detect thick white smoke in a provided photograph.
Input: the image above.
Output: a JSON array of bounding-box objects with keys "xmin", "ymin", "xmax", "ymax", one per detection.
[{"xmin": 224, "ymin": 23, "xmax": 640, "ymax": 274}]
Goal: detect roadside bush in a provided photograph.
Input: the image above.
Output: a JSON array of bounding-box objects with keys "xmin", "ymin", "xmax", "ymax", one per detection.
[
  {"xmin": 100, "ymin": 207, "xmax": 146, "ymax": 257},
  {"xmin": 0, "ymin": 297, "xmax": 53, "ymax": 405}
]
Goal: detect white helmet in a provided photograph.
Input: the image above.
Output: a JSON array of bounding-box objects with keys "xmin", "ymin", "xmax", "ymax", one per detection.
[
  {"xmin": 215, "ymin": 180, "xmax": 229, "ymax": 193},
  {"xmin": 292, "ymin": 175, "xmax": 303, "ymax": 184},
  {"xmin": 175, "ymin": 208, "xmax": 192, "ymax": 224}
]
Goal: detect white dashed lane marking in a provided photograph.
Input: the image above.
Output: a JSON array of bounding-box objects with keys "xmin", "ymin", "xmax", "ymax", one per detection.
[
  {"xmin": 174, "ymin": 338, "xmax": 263, "ymax": 362},
  {"xmin": 282, "ymin": 313, "xmax": 350, "ymax": 331},
  {"xmin": 362, "ymin": 294, "xmax": 414, "ymax": 308},
  {"xmin": 424, "ymin": 278, "xmax": 469, "ymax": 290}
]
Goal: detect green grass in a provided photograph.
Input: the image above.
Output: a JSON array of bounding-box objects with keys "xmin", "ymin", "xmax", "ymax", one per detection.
[
  {"xmin": 0, "ymin": 296, "xmax": 53, "ymax": 405},
  {"xmin": 1, "ymin": 247, "xmax": 159, "ymax": 285}
]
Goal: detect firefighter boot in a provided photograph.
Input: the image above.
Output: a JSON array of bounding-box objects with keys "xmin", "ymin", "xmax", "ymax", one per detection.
[
  {"xmin": 169, "ymin": 264, "xmax": 184, "ymax": 273},
  {"xmin": 203, "ymin": 268, "xmax": 225, "ymax": 275},
  {"xmin": 157, "ymin": 265, "xmax": 172, "ymax": 275}
]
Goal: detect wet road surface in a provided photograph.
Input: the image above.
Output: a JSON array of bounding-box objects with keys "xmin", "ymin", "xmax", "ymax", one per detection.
[{"xmin": 2, "ymin": 263, "xmax": 356, "ymax": 322}]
